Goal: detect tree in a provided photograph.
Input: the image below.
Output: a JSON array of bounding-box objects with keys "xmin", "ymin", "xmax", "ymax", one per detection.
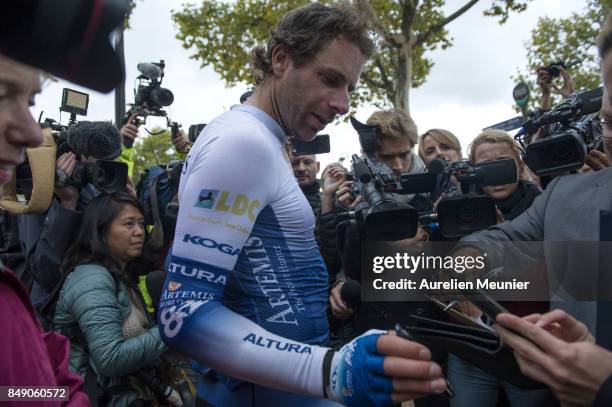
[
  {"xmin": 513, "ymin": 0, "xmax": 611, "ymax": 112},
  {"xmin": 172, "ymin": 0, "xmax": 530, "ymax": 119},
  {"xmin": 131, "ymin": 128, "xmax": 183, "ymax": 183}
]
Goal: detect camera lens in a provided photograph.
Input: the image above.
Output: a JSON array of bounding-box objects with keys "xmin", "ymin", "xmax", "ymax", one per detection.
[
  {"xmin": 457, "ymin": 204, "xmax": 477, "ymax": 223},
  {"xmin": 550, "ymin": 140, "xmax": 572, "ymax": 162},
  {"xmin": 151, "ymin": 87, "xmax": 174, "ymax": 107}
]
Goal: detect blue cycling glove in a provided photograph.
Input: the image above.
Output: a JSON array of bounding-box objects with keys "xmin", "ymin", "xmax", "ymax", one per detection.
[{"xmin": 326, "ymin": 329, "xmax": 394, "ymax": 407}]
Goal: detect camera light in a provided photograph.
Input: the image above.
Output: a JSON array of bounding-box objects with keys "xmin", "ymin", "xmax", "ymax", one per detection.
[{"xmin": 60, "ymin": 88, "xmax": 89, "ymax": 116}]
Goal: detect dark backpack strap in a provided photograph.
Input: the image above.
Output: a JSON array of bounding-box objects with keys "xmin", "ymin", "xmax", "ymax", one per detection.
[{"xmin": 149, "ymin": 172, "xmax": 164, "ymax": 250}]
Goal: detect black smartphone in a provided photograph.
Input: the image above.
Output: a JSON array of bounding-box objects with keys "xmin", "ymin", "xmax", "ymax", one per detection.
[{"xmin": 291, "ymin": 134, "xmax": 330, "ymax": 155}]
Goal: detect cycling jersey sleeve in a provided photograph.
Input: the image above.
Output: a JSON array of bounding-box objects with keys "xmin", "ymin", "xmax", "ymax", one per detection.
[{"xmin": 158, "ymin": 120, "xmax": 329, "ymax": 398}]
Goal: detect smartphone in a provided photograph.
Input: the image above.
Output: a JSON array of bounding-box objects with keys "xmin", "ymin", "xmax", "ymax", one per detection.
[{"xmin": 291, "ymin": 134, "xmax": 330, "ymax": 155}]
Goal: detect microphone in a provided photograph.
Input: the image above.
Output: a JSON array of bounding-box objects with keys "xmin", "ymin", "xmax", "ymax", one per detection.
[
  {"xmin": 65, "ymin": 121, "xmax": 122, "ymax": 159},
  {"xmin": 137, "ymin": 62, "xmax": 162, "ymax": 80},
  {"xmin": 340, "ymin": 280, "xmax": 361, "ymax": 310}
]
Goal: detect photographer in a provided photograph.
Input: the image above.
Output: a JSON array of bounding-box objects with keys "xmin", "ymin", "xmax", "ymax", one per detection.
[
  {"xmin": 329, "ymin": 110, "xmax": 437, "ymax": 332},
  {"xmin": 18, "ymin": 121, "xmax": 128, "ymax": 311},
  {"xmin": 446, "ymin": 129, "xmax": 550, "ymax": 407},
  {"xmin": 536, "ymin": 65, "xmax": 574, "ymax": 111}
]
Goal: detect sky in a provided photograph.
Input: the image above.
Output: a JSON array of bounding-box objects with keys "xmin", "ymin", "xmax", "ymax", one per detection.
[{"xmin": 32, "ymin": 0, "xmax": 592, "ymax": 174}]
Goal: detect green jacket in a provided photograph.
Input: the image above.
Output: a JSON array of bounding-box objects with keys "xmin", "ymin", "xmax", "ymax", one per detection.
[{"xmin": 53, "ymin": 264, "xmax": 166, "ymax": 406}]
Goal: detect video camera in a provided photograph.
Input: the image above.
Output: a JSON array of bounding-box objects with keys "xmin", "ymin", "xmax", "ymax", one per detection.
[
  {"xmin": 342, "ymin": 154, "xmax": 420, "ymax": 241},
  {"xmin": 15, "ymin": 88, "xmax": 127, "ymax": 203},
  {"xmin": 515, "ymin": 87, "xmax": 603, "ymax": 177},
  {"xmin": 123, "ymin": 60, "xmax": 176, "ymax": 145},
  {"xmin": 422, "ymin": 158, "xmax": 517, "ymax": 239},
  {"xmin": 342, "ymin": 116, "xmax": 517, "ymax": 241}
]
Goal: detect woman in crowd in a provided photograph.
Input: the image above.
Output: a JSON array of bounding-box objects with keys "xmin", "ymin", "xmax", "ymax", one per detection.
[
  {"xmin": 418, "ymin": 128, "xmax": 463, "ymax": 164},
  {"xmin": 447, "ymin": 129, "xmax": 551, "ymax": 407},
  {"xmin": 53, "ymin": 192, "xmax": 170, "ymax": 407}
]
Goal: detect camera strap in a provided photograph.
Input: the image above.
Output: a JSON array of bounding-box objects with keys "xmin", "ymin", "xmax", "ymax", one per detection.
[{"xmin": 148, "ymin": 173, "xmax": 165, "ymax": 250}]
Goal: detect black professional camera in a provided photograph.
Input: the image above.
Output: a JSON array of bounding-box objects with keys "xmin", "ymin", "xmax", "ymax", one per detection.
[
  {"xmin": 122, "ymin": 60, "xmax": 175, "ymax": 143},
  {"xmin": 134, "ymin": 60, "xmax": 174, "ymax": 115},
  {"xmin": 516, "ymin": 87, "xmax": 603, "ymax": 177},
  {"xmin": 424, "ymin": 158, "xmax": 517, "ymax": 239},
  {"xmin": 343, "ymin": 154, "xmax": 419, "ymax": 241}
]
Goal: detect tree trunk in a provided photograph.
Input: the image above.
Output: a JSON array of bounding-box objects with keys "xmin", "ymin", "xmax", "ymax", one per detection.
[{"xmin": 394, "ymin": 43, "xmax": 413, "ymax": 118}]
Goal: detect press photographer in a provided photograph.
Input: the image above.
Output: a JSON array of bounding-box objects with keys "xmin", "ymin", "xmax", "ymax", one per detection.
[
  {"xmin": 16, "ymin": 103, "xmax": 129, "ymax": 311},
  {"xmin": 326, "ymin": 110, "xmax": 438, "ymax": 330}
]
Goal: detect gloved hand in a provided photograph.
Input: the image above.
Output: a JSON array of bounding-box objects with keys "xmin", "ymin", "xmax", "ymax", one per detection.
[{"xmin": 326, "ymin": 329, "xmax": 446, "ymax": 407}]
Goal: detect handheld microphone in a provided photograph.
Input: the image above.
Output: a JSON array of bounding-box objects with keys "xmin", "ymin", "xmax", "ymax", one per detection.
[{"xmin": 340, "ymin": 280, "xmax": 361, "ymax": 310}]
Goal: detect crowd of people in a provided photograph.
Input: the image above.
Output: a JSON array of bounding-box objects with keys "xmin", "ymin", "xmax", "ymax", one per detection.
[{"xmin": 3, "ymin": 1, "xmax": 612, "ymax": 407}]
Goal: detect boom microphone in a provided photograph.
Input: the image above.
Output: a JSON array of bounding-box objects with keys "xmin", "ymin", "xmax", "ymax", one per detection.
[
  {"xmin": 137, "ymin": 62, "xmax": 162, "ymax": 80},
  {"xmin": 65, "ymin": 121, "xmax": 122, "ymax": 159}
]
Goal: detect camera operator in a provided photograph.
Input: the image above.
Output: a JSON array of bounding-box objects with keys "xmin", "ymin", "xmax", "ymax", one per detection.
[
  {"xmin": 445, "ymin": 129, "xmax": 551, "ymax": 407},
  {"xmin": 329, "ymin": 111, "xmax": 446, "ymax": 337},
  {"xmin": 449, "ymin": 15, "xmax": 612, "ymax": 406},
  {"xmin": 18, "ymin": 121, "xmax": 126, "ymax": 311}
]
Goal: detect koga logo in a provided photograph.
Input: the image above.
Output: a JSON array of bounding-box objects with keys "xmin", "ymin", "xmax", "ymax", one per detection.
[
  {"xmin": 193, "ymin": 189, "xmax": 260, "ymax": 222},
  {"xmin": 169, "ymin": 261, "xmax": 227, "ymax": 285},
  {"xmin": 183, "ymin": 234, "xmax": 241, "ymax": 256}
]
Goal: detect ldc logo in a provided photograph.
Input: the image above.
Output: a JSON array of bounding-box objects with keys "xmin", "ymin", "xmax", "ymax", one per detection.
[
  {"xmin": 183, "ymin": 234, "xmax": 241, "ymax": 256},
  {"xmin": 194, "ymin": 189, "xmax": 260, "ymax": 222}
]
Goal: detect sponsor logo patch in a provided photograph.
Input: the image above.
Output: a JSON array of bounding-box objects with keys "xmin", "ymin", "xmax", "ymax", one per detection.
[
  {"xmin": 183, "ymin": 234, "xmax": 241, "ymax": 256},
  {"xmin": 193, "ymin": 189, "xmax": 260, "ymax": 221},
  {"xmin": 167, "ymin": 281, "xmax": 182, "ymax": 292}
]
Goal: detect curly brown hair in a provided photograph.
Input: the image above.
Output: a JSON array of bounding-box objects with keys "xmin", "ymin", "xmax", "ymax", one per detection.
[{"xmin": 250, "ymin": 2, "xmax": 376, "ymax": 84}]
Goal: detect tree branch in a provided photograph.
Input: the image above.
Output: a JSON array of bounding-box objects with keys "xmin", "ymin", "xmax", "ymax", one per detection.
[
  {"xmin": 361, "ymin": 72, "xmax": 386, "ymax": 90},
  {"xmin": 414, "ymin": 0, "xmax": 479, "ymax": 48},
  {"xmin": 374, "ymin": 56, "xmax": 393, "ymax": 94}
]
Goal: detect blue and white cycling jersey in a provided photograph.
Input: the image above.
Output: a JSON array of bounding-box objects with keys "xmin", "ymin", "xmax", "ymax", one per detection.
[{"xmin": 158, "ymin": 104, "xmax": 335, "ymax": 404}]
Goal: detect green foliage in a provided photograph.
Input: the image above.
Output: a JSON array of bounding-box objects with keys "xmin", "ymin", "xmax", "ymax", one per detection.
[
  {"xmin": 131, "ymin": 128, "xmax": 183, "ymax": 183},
  {"xmin": 512, "ymin": 0, "xmax": 612, "ymax": 112},
  {"xmin": 173, "ymin": 0, "xmax": 530, "ymax": 114}
]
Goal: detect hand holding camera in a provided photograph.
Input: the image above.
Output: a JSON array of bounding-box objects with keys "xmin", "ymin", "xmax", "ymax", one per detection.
[{"xmin": 54, "ymin": 152, "xmax": 79, "ymax": 210}]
